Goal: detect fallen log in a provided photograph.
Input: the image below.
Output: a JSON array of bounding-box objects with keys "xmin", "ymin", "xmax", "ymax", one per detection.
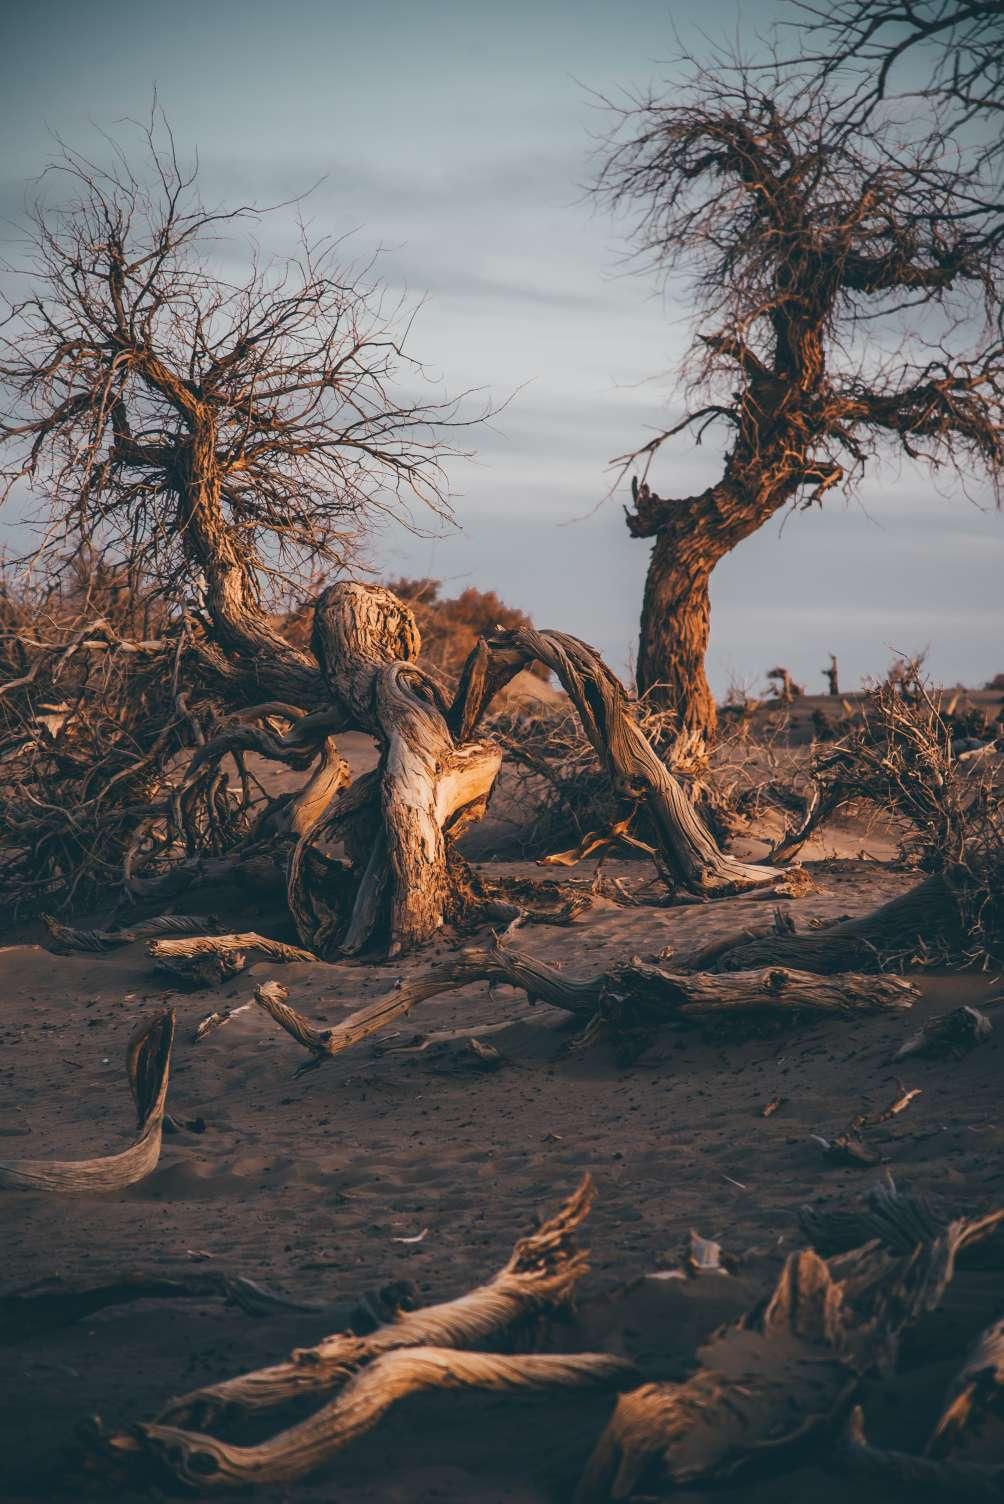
[
  {"xmin": 89, "ymin": 1347, "xmax": 636, "ymax": 1492},
  {"xmin": 253, "ymin": 947, "xmax": 918, "ymax": 1070},
  {"xmin": 576, "ymin": 1205, "xmax": 1004, "ymax": 1500},
  {"xmin": 155, "ymin": 1175, "xmax": 595, "ymax": 1428},
  {"xmin": 148, "ymin": 933, "xmax": 319, "ymax": 965},
  {"xmin": 0, "ymin": 1009, "xmax": 174, "ymax": 1192},
  {"xmin": 42, "ymin": 913, "xmax": 219, "ymax": 954}
]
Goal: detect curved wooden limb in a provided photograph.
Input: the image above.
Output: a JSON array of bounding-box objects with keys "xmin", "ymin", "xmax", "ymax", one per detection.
[
  {"xmin": 96, "ymin": 1348, "xmax": 635, "ymax": 1492},
  {"xmin": 0, "ymin": 1010, "xmax": 174, "ymax": 1192},
  {"xmin": 254, "ymin": 949, "xmax": 918, "ymax": 1070},
  {"xmin": 156, "ymin": 1175, "xmax": 595, "ymax": 1428},
  {"xmin": 575, "ymin": 1249, "xmax": 860, "ymax": 1501},
  {"xmin": 577, "ymin": 1206, "xmax": 1004, "ymax": 1504},
  {"xmin": 452, "ymin": 625, "xmax": 779, "ymax": 897}
]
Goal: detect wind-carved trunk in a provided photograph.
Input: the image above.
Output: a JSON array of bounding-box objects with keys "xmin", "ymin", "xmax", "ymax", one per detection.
[
  {"xmin": 175, "ymin": 420, "xmax": 327, "ymax": 709},
  {"xmin": 171, "ymin": 574, "xmax": 780, "ymax": 958},
  {"xmin": 636, "ymin": 535, "xmax": 715, "ymax": 743},
  {"xmin": 306, "ymin": 585, "xmax": 502, "ymax": 957},
  {"xmin": 629, "ymin": 477, "xmax": 779, "ymax": 748}
]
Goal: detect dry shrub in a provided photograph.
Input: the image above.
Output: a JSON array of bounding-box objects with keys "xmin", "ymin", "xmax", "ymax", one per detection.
[
  {"xmin": 0, "ymin": 566, "xmax": 247, "ymax": 918},
  {"xmin": 384, "ymin": 579, "xmax": 550, "ymax": 684},
  {"xmin": 802, "ymin": 672, "xmax": 1004, "ymax": 964}
]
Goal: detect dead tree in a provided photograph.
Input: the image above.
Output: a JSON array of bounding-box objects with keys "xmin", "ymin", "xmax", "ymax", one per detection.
[
  {"xmin": 766, "ymin": 666, "xmax": 803, "ymax": 704},
  {"xmin": 597, "ymin": 63, "xmax": 1003, "ymax": 744},
  {"xmin": 823, "ymin": 654, "xmax": 840, "ymax": 695},
  {"xmin": 792, "ymin": 1, "xmax": 1004, "ymax": 157},
  {"xmin": 0, "ymin": 116, "xmax": 786, "ymax": 950}
]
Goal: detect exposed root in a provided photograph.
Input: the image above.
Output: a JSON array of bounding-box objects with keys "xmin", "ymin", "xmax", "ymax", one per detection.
[
  {"xmin": 0, "ymin": 1010, "xmax": 174, "ymax": 1192},
  {"xmin": 42, "ymin": 913, "xmax": 219, "ymax": 953}
]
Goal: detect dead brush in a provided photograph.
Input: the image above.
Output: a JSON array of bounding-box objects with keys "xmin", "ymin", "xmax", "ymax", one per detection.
[
  {"xmin": 486, "ymin": 690, "xmax": 787, "ymax": 861},
  {"xmin": 0, "ymin": 573, "xmax": 264, "ymax": 918},
  {"xmin": 779, "ymin": 671, "xmax": 1004, "ymax": 965}
]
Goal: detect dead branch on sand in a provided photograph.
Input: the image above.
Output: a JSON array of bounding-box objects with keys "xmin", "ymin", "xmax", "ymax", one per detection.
[
  {"xmin": 0, "ymin": 1009, "xmax": 173, "ymax": 1192},
  {"xmin": 73, "ymin": 1177, "xmax": 1004, "ymax": 1496},
  {"xmin": 252, "ymin": 945, "xmax": 917, "ymax": 1071},
  {"xmin": 575, "ymin": 1202, "xmax": 1004, "ymax": 1500},
  {"xmin": 155, "ymin": 1174, "xmax": 597, "ymax": 1428}
]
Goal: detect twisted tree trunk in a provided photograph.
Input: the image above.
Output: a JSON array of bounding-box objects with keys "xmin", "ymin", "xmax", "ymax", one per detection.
[{"xmin": 173, "ymin": 577, "xmax": 785, "ymax": 956}]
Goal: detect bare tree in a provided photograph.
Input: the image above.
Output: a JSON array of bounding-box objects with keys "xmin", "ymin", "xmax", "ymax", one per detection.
[
  {"xmin": 790, "ymin": 0, "xmax": 1004, "ymax": 141},
  {"xmin": 0, "ymin": 115, "xmax": 783, "ymax": 951},
  {"xmin": 598, "ymin": 63, "xmax": 1003, "ymax": 745}
]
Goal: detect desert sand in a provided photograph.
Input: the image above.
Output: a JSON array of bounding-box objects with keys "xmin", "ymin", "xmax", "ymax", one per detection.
[{"xmin": 2, "ymin": 796, "xmax": 1002, "ymax": 1500}]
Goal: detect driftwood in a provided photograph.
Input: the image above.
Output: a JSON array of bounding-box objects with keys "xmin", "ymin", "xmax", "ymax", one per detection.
[
  {"xmin": 155, "ymin": 949, "xmax": 247, "ymax": 990},
  {"xmin": 156, "ymin": 1174, "xmax": 596, "ymax": 1429},
  {"xmin": 92, "ymin": 1349, "xmax": 634, "ymax": 1492},
  {"xmin": 79, "ymin": 1178, "xmax": 637, "ymax": 1491},
  {"xmin": 896, "ymin": 1004, "xmax": 993, "ymax": 1060},
  {"xmin": 253, "ymin": 947, "xmax": 918, "ymax": 1070},
  {"xmin": 41, "ymin": 913, "xmax": 218, "ymax": 953},
  {"xmin": 0, "ymin": 1009, "xmax": 173, "ymax": 1192},
  {"xmin": 148, "ymin": 933, "xmax": 319, "ymax": 964},
  {"xmin": 0, "ymin": 1270, "xmax": 414, "ymax": 1342}
]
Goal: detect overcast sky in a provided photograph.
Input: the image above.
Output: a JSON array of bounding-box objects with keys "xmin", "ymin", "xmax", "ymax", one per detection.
[{"xmin": 1, "ymin": 0, "xmax": 1001, "ymax": 695}]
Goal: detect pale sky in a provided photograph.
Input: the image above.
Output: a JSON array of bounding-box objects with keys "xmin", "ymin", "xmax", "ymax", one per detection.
[{"xmin": 1, "ymin": 0, "xmax": 1001, "ymax": 695}]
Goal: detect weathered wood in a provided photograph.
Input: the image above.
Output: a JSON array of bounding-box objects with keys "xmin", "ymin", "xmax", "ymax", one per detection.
[
  {"xmin": 0, "ymin": 1270, "xmax": 337, "ymax": 1341},
  {"xmin": 41, "ymin": 913, "xmax": 218, "ymax": 954},
  {"xmin": 156, "ymin": 1175, "xmax": 595, "ymax": 1428},
  {"xmin": 713, "ymin": 874, "xmax": 964, "ymax": 973},
  {"xmin": 0, "ymin": 1010, "xmax": 174, "ymax": 1192},
  {"xmin": 148, "ymin": 934, "xmax": 319, "ymax": 964},
  {"xmin": 254, "ymin": 948, "xmax": 918, "ymax": 1070},
  {"xmin": 577, "ymin": 1205, "xmax": 1004, "ymax": 1501},
  {"xmin": 96, "ymin": 1348, "xmax": 635, "ymax": 1492}
]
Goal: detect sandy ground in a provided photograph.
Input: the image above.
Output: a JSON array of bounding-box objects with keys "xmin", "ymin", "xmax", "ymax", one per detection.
[{"xmin": 2, "ymin": 832, "xmax": 1003, "ymax": 1500}]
